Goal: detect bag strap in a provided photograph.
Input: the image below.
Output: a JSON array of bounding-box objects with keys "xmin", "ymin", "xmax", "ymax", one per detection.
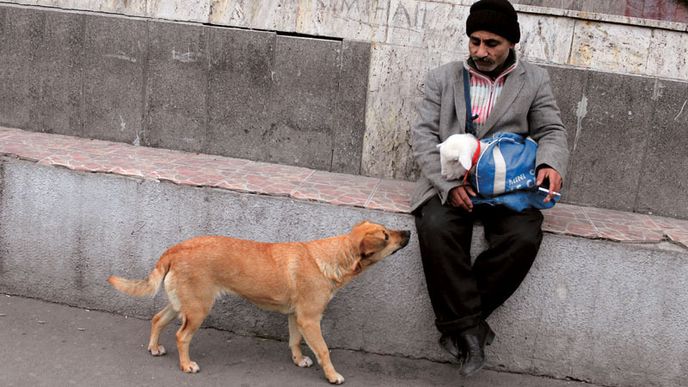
[{"xmin": 463, "ymin": 67, "xmax": 477, "ymax": 136}]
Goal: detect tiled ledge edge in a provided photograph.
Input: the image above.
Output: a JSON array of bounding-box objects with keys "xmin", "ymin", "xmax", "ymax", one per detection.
[{"xmin": 1, "ymin": 127, "xmax": 687, "ymax": 250}]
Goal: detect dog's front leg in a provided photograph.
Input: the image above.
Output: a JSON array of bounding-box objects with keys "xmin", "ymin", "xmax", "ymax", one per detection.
[
  {"xmin": 288, "ymin": 314, "xmax": 314, "ymax": 368},
  {"xmin": 296, "ymin": 314, "xmax": 344, "ymax": 385}
]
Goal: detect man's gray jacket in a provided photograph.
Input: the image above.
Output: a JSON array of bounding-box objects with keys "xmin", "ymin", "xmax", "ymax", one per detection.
[{"xmin": 410, "ymin": 59, "xmax": 569, "ymax": 212}]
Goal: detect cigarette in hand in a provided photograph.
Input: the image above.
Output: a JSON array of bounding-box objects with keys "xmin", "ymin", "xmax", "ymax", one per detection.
[{"xmin": 538, "ymin": 187, "xmax": 561, "ymax": 197}]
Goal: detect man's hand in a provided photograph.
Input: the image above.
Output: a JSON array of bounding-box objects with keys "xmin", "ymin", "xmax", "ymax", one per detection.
[
  {"xmin": 449, "ymin": 185, "xmax": 476, "ymax": 212},
  {"xmin": 536, "ymin": 167, "xmax": 562, "ymax": 203}
]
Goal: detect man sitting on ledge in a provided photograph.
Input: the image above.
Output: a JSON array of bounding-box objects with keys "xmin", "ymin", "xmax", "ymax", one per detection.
[{"xmin": 410, "ymin": 0, "xmax": 569, "ymax": 377}]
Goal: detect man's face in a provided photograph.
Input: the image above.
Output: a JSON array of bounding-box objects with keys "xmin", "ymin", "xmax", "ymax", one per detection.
[{"xmin": 468, "ymin": 31, "xmax": 515, "ymax": 72}]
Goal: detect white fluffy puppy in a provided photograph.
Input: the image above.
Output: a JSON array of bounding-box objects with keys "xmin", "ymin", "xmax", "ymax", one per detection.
[{"xmin": 436, "ymin": 133, "xmax": 481, "ymax": 181}]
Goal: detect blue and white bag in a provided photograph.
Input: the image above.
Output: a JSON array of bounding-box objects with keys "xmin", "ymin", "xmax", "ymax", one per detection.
[{"xmin": 469, "ymin": 132, "xmax": 558, "ymax": 212}]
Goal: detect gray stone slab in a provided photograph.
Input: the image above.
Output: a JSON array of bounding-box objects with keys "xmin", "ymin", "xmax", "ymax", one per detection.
[
  {"xmin": 145, "ymin": 20, "xmax": 208, "ymax": 153},
  {"xmin": 266, "ymin": 35, "xmax": 342, "ymax": 170},
  {"xmin": 206, "ymin": 27, "xmax": 276, "ymax": 160},
  {"xmin": 635, "ymin": 79, "xmax": 688, "ymax": 219},
  {"xmin": 331, "ymin": 40, "xmax": 370, "ymax": 175},
  {"xmin": 0, "ymin": 7, "xmax": 83, "ymax": 135},
  {"xmin": 562, "ymin": 71, "xmax": 654, "ymax": 212},
  {"xmin": 544, "ymin": 65, "xmax": 589, "ymax": 198},
  {"xmin": 0, "ymin": 6, "xmax": 39, "ymax": 130},
  {"xmin": 81, "ymin": 15, "xmax": 147, "ymax": 144},
  {"xmin": 33, "ymin": 9, "xmax": 84, "ymax": 135},
  {"xmin": 0, "ymin": 7, "xmax": 33, "ymax": 129}
]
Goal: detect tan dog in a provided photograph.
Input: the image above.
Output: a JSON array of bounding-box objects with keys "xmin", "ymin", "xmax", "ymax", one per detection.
[{"xmin": 108, "ymin": 221, "xmax": 410, "ymax": 384}]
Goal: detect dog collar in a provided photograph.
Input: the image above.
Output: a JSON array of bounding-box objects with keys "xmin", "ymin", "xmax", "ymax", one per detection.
[{"xmin": 462, "ymin": 141, "xmax": 481, "ymax": 185}]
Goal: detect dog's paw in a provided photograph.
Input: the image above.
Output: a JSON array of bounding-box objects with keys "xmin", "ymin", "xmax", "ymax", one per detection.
[
  {"xmin": 181, "ymin": 361, "xmax": 200, "ymax": 373},
  {"xmin": 294, "ymin": 356, "xmax": 313, "ymax": 368},
  {"xmin": 148, "ymin": 345, "xmax": 166, "ymax": 356},
  {"xmin": 327, "ymin": 372, "xmax": 345, "ymax": 385}
]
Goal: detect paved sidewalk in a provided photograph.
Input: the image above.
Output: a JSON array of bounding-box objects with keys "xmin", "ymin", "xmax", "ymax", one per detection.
[{"xmin": 0, "ymin": 295, "xmax": 599, "ymax": 387}]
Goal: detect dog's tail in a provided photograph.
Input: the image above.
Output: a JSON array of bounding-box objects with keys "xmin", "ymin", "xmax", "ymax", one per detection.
[{"xmin": 107, "ymin": 256, "xmax": 171, "ymax": 298}]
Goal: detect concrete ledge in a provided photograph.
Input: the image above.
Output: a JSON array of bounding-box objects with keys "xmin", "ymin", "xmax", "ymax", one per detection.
[
  {"xmin": 2, "ymin": 127, "xmax": 687, "ymax": 248},
  {"xmin": 1, "ymin": 128, "xmax": 688, "ymax": 387}
]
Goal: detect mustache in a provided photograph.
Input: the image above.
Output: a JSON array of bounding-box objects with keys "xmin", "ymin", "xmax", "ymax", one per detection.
[{"xmin": 471, "ymin": 56, "xmax": 495, "ymax": 65}]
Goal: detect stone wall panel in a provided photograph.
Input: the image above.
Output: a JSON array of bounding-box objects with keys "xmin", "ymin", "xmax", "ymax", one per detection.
[
  {"xmin": 145, "ymin": 21, "xmax": 209, "ymax": 153},
  {"xmin": 206, "ymin": 28, "xmax": 277, "ymax": 161},
  {"xmin": 82, "ymin": 15, "xmax": 147, "ymax": 144},
  {"xmin": 636, "ymin": 80, "xmax": 688, "ymax": 219}
]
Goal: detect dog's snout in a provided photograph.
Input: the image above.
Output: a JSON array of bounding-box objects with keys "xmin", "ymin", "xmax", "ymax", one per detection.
[{"xmin": 400, "ymin": 230, "xmax": 411, "ymax": 246}]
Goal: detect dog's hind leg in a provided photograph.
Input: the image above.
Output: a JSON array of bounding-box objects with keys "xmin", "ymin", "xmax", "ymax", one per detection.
[
  {"xmin": 148, "ymin": 303, "xmax": 177, "ymax": 356},
  {"xmin": 175, "ymin": 308, "xmax": 207, "ymax": 373},
  {"xmin": 288, "ymin": 313, "xmax": 313, "ymax": 368},
  {"xmin": 174, "ymin": 288, "xmax": 214, "ymax": 374}
]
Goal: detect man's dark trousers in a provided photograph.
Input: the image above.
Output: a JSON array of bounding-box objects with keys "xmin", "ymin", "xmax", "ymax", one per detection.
[{"xmin": 414, "ymin": 195, "xmax": 543, "ymax": 335}]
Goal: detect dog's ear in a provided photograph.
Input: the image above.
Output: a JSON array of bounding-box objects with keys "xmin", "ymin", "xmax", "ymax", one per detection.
[
  {"xmin": 359, "ymin": 231, "xmax": 386, "ymax": 259},
  {"xmin": 352, "ymin": 220, "xmax": 372, "ymax": 233},
  {"xmin": 459, "ymin": 154, "xmax": 472, "ymax": 171}
]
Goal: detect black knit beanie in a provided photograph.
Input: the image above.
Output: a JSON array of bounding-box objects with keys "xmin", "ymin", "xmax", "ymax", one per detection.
[{"xmin": 466, "ymin": 0, "xmax": 520, "ymax": 43}]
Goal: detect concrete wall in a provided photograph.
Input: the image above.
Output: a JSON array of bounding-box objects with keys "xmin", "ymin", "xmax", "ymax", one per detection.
[
  {"xmin": 550, "ymin": 67, "xmax": 688, "ymax": 219},
  {"xmin": 2, "ymin": 2, "xmax": 688, "ymax": 219},
  {"xmin": 0, "ymin": 5, "xmax": 370, "ymax": 174},
  {"xmin": 1, "ymin": 156, "xmax": 687, "ymax": 387}
]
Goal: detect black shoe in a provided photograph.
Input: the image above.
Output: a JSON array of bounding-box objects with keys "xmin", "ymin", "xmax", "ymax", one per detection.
[
  {"xmin": 458, "ymin": 321, "xmax": 496, "ymax": 377},
  {"xmin": 439, "ymin": 333, "xmax": 465, "ymax": 365}
]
